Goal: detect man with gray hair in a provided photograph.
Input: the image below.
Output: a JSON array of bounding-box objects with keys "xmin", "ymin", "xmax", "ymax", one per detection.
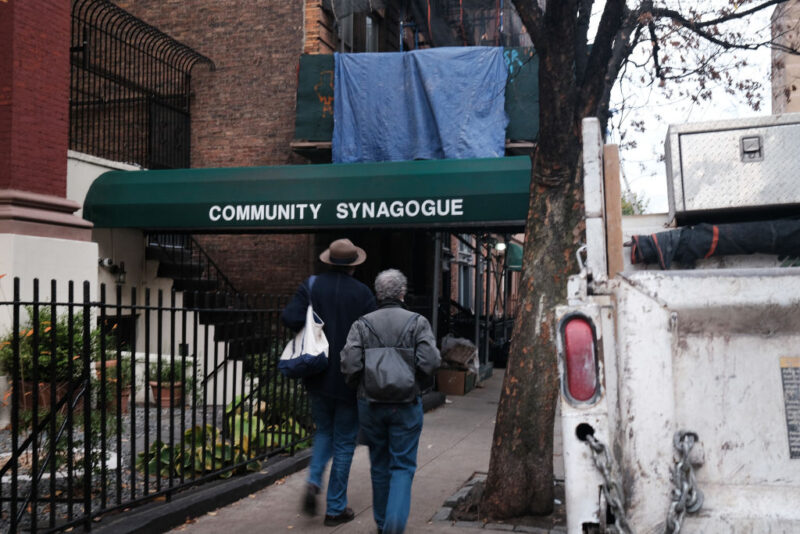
[{"xmin": 341, "ymin": 269, "xmax": 441, "ymax": 534}]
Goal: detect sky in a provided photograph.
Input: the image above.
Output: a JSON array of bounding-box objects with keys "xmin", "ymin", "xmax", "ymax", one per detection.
[{"xmin": 601, "ymin": 2, "xmax": 776, "ymax": 213}]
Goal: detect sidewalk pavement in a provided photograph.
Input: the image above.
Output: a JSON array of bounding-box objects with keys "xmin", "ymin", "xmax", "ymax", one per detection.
[{"xmin": 169, "ymin": 370, "xmax": 505, "ymax": 534}]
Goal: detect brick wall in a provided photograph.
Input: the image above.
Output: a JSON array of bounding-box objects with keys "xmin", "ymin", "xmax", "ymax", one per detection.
[
  {"xmin": 115, "ymin": 0, "xmax": 316, "ymax": 295},
  {"xmin": 304, "ymin": 0, "xmax": 338, "ymax": 54},
  {"xmin": 197, "ymin": 233, "xmax": 317, "ymax": 296},
  {"xmin": 0, "ymin": 0, "xmax": 70, "ymax": 197},
  {"xmin": 0, "ymin": 3, "xmax": 11, "ymax": 188}
]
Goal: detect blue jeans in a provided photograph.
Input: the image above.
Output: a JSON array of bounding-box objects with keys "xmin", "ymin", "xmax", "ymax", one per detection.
[
  {"xmin": 358, "ymin": 398, "xmax": 424, "ymax": 534},
  {"xmin": 308, "ymin": 393, "xmax": 359, "ymax": 516}
]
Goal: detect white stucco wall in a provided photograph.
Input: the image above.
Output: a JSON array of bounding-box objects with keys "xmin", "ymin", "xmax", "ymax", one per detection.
[
  {"xmin": 67, "ymin": 150, "xmax": 141, "ymax": 218},
  {"xmin": 0, "ymin": 230, "xmax": 100, "ymax": 427},
  {"xmin": 66, "ymin": 152, "xmax": 237, "ymax": 405}
]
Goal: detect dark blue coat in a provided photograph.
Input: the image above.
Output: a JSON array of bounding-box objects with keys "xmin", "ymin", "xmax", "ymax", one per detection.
[{"xmin": 281, "ymin": 271, "xmax": 376, "ymax": 403}]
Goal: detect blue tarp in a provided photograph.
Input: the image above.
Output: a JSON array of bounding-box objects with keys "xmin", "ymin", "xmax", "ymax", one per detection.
[{"xmin": 333, "ymin": 47, "xmax": 509, "ymax": 163}]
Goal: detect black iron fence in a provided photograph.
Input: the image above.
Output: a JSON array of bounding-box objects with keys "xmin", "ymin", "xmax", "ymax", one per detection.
[{"xmin": 0, "ymin": 278, "xmax": 309, "ymax": 533}]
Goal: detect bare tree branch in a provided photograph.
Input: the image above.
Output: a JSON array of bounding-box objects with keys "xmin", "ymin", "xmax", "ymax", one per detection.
[
  {"xmin": 650, "ymin": 1, "xmax": 799, "ymax": 54},
  {"xmin": 511, "ymin": 0, "xmax": 546, "ymax": 51},
  {"xmin": 649, "ymin": 20, "xmax": 663, "ymax": 80},
  {"xmin": 597, "ymin": 24, "xmax": 644, "ymax": 129},
  {"xmin": 575, "ymin": 0, "xmax": 594, "ymax": 84},
  {"xmin": 684, "ymin": 0, "xmax": 786, "ymax": 29},
  {"xmin": 579, "ymin": 0, "xmax": 638, "ymax": 125}
]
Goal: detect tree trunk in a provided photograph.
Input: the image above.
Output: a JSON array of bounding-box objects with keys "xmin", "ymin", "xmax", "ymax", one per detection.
[
  {"xmin": 481, "ymin": 5, "xmax": 585, "ymax": 515},
  {"xmin": 481, "ymin": 158, "xmax": 584, "ymax": 519}
]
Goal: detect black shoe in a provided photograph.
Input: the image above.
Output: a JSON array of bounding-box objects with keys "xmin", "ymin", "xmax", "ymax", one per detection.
[
  {"xmin": 302, "ymin": 483, "xmax": 319, "ymax": 516},
  {"xmin": 324, "ymin": 507, "xmax": 355, "ymax": 526}
]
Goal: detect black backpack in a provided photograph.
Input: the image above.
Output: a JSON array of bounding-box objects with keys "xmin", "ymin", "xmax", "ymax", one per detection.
[{"xmin": 360, "ymin": 313, "xmax": 419, "ymax": 403}]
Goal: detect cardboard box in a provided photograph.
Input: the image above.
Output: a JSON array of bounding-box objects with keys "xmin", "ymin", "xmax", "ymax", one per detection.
[{"xmin": 436, "ymin": 368, "xmax": 476, "ymax": 396}]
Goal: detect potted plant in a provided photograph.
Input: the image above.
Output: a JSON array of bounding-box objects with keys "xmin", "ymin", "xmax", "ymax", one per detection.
[
  {"xmin": 97, "ymin": 357, "xmax": 132, "ymax": 414},
  {"xmin": 148, "ymin": 360, "xmax": 190, "ymax": 407},
  {"xmin": 0, "ymin": 307, "xmax": 91, "ymax": 413}
]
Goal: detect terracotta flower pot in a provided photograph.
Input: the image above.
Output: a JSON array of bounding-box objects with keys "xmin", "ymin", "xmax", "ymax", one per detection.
[
  {"xmin": 95, "ymin": 359, "xmax": 117, "ymax": 380},
  {"xmin": 18, "ymin": 381, "xmax": 82, "ymax": 414},
  {"xmin": 149, "ymin": 381, "xmax": 183, "ymax": 407},
  {"xmin": 97, "ymin": 360, "xmax": 132, "ymax": 413},
  {"xmin": 106, "ymin": 385, "xmax": 132, "ymax": 414}
]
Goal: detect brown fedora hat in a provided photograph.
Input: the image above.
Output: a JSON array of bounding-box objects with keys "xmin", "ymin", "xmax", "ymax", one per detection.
[{"xmin": 319, "ymin": 238, "xmax": 367, "ymax": 266}]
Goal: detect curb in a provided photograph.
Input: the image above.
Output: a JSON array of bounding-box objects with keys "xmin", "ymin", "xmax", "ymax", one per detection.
[{"xmin": 94, "ymin": 449, "xmax": 312, "ymax": 534}]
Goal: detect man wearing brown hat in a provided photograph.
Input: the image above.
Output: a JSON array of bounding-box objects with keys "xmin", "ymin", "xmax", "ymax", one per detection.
[{"xmin": 281, "ymin": 238, "xmax": 376, "ymax": 527}]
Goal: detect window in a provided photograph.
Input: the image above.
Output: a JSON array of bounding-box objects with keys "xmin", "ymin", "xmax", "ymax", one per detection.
[
  {"xmin": 339, "ymin": 13, "xmax": 354, "ymax": 52},
  {"xmin": 457, "ymin": 235, "xmax": 474, "ymax": 310},
  {"xmin": 365, "ymin": 15, "xmax": 379, "ymax": 52},
  {"xmin": 98, "ymin": 314, "xmax": 137, "ymax": 352},
  {"xmin": 338, "ymin": 12, "xmax": 385, "ymax": 53}
]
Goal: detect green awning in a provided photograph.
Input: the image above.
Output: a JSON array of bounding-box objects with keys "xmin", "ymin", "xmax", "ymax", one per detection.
[
  {"xmin": 507, "ymin": 242, "xmax": 523, "ymax": 271},
  {"xmin": 83, "ymin": 157, "xmax": 531, "ymax": 232}
]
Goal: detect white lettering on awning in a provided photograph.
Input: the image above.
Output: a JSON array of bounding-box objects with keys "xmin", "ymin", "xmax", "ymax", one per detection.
[
  {"xmin": 331, "ymin": 198, "xmax": 465, "ymax": 221},
  {"xmin": 208, "ymin": 198, "xmax": 465, "ymax": 224},
  {"xmin": 208, "ymin": 203, "xmax": 322, "ymax": 223}
]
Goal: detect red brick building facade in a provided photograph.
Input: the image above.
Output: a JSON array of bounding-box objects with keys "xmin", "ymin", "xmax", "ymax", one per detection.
[
  {"xmin": 114, "ymin": 1, "xmax": 316, "ymax": 295},
  {"xmin": 0, "ymin": 0, "xmax": 92, "ymax": 241}
]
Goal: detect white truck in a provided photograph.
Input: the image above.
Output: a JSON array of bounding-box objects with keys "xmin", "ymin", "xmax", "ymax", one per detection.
[{"xmin": 556, "ymin": 116, "xmax": 800, "ymax": 533}]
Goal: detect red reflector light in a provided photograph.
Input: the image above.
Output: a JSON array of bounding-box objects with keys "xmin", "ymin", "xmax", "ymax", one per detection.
[{"xmin": 563, "ymin": 317, "xmax": 597, "ymax": 402}]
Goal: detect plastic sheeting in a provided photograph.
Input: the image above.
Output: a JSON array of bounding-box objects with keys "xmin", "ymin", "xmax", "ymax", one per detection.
[
  {"xmin": 630, "ymin": 219, "xmax": 800, "ymax": 269},
  {"xmin": 333, "ymin": 46, "xmax": 509, "ymax": 163}
]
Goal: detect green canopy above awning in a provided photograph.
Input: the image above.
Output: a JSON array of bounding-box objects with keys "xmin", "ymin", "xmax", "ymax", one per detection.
[
  {"xmin": 83, "ymin": 156, "xmax": 532, "ymax": 232},
  {"xmin": 506, "ymin": 242, "xmax": 523, "ymax": 271}
]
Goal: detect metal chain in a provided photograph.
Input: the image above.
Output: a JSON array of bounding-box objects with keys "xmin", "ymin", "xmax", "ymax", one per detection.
[
  {"xmin": 665, "ymin": 431, "xmax": 704, "ymax": 534},
  {"xmin": 585, "ymin": 434, "xmax": 633, "ymax": 534},
  {"xmin": 584, "ymin": 430, "xmax": 702, "ymax": 534}
]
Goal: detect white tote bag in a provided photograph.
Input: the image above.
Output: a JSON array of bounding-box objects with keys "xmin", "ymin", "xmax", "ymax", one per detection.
[{"xmin": 278, "ymin": 280, "xmax": 328, "ymax": 378}]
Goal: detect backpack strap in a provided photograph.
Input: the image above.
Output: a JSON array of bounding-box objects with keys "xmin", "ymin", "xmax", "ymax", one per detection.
[
  {"xmin": 360, "ymin": 316, "xmax": 388, "ymax": 347},
  {"xmin": 305, "ymin": 275, "xmax": 317, "ymax": 303},
  {"xmin": 393, "ymin": 313, "xmax": 419, "ymax": 347},
  {"xmin": 361, "ymin": 313, "xmax": 419, "ymax": 348}
]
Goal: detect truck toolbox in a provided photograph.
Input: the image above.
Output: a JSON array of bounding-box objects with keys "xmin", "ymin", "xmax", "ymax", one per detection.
[{"xmin": 665, "ymin": 112, "xmax": 800, "ymax": 224}]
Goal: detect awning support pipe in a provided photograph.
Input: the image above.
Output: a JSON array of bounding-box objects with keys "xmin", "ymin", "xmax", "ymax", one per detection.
[
  {"xmin": 474, "ymin": 236, "xmax": 482, "ymax": 364},
  {"xmin": 484, "ymin": 245, "xmax": 491, "ymax": 363},
  {"xmin": 431, "ymin": 232, "xmax": 442, "ymax": 341},
  {"xmin": 503, "ymin": 234, "xmax": 509, "ymax": 336}
]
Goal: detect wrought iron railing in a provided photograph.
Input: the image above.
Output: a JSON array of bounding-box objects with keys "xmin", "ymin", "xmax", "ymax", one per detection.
[
  {"xmin": 69, "ymin": 0, "xmax": 214, "ymax": 169},
  {"xmin": 146, "ymin": 233, "xmax": 239, "ymax": 297},
  {"xmin": 0, "ymin": 278, "xmax": 308, "ymax": 533}
]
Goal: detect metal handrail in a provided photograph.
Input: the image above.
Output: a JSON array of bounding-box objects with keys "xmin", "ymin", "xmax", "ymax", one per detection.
[{"xmin": 147, "ymin": 233, "xmax": 239, "ymax": 297}]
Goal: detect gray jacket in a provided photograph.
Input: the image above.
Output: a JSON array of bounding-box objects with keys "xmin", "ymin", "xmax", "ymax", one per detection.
[{"xmin": 341, "ymin": 300, "xmax": 441, "ymax": 403}]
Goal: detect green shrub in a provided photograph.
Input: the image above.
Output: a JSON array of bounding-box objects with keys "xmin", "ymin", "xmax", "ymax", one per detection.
[{"xmin": 0, "ymin": 306, "xmax": 111, "ymax": 383}]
